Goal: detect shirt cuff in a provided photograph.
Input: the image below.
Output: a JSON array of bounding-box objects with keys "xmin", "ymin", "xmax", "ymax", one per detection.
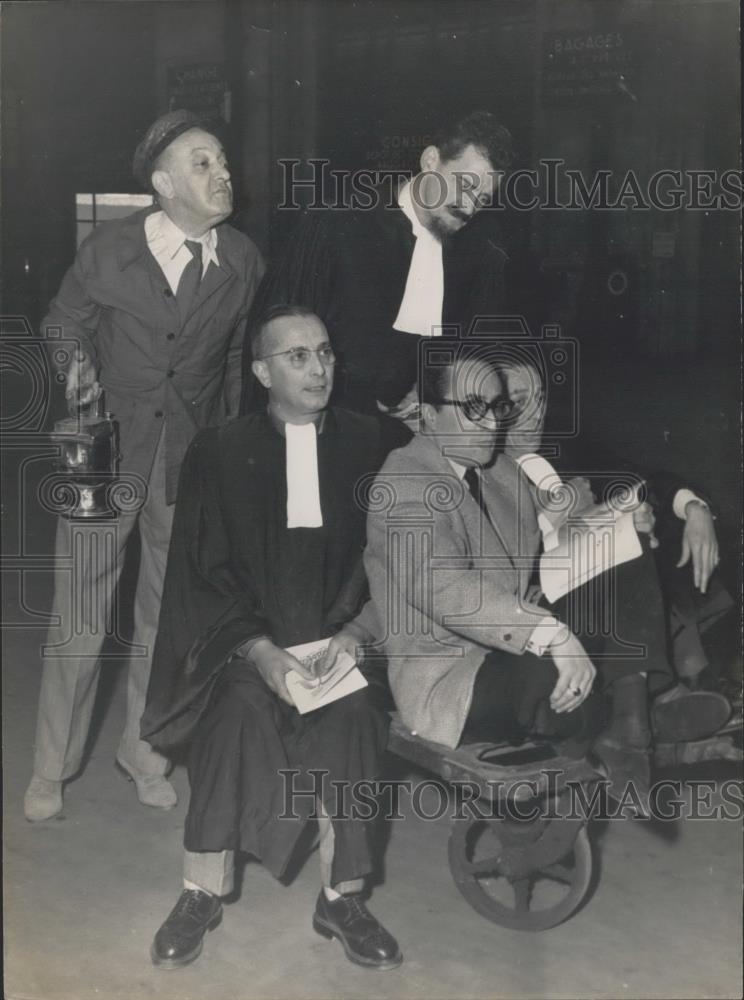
[
  {"xmin": 525, "ymin": 615, "xmax": 569, "ymax": 657},
  {"xmin": 673, "ymin": 489, "xmax": 708, "ymax": 521}
]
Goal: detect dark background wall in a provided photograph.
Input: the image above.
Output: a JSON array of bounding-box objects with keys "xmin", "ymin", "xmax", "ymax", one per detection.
[{"xmin": 1, "ymin": 0, "xmax": 741, "ymax": 570}]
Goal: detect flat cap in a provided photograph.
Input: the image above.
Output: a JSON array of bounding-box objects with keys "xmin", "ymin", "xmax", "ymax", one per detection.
[{"xmin": 132, "ymin": 108, "xmax": 215, "ymax": 189}]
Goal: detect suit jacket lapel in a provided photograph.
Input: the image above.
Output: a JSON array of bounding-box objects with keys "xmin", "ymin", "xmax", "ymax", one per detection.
[
  {"xmin": 182, "ymin": 259, "xmax": 234, "ymax": 325},
  {"xmin": 417, "ymin": 435, "xmax": 517, "ymax": 572}
]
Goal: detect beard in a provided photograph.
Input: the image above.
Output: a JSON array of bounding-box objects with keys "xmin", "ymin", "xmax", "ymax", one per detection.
[{"xmin": 425, "ymin": 206, "xmax": 470, "ymax": 242}]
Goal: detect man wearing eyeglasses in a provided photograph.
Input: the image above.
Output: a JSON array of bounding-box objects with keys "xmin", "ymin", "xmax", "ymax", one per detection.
[
  {"xmin": 362, "ymin": 347, "xmax": 726, "ymax": 803},
  {"xmin": 141, "ymin": 305, "xmax": 402, "ymax": 971}
]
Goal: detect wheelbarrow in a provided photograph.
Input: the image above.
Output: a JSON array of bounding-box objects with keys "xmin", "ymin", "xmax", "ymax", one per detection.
[
  {"xmin": 387, "ymin": 712, "xmax": 601, "ymax": 931},
  {"xmin": 387, "ymin": 709, "xmax": 742, "ymax": 932}
]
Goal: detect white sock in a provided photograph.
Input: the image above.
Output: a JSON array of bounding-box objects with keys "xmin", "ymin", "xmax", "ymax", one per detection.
[
  {"xmin": 323, "ymin": 886, "xmax": 342, "ymax": 901},
  {"xmin": 183, "ymin": 879, "xmax": 215, "ymax": 895}
]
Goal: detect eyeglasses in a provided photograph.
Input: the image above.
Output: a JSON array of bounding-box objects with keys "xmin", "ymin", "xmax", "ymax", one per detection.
[
  {"xmin": 438, "ymin": 394, "xmax": 516, "ymax": 424},
  {"xmin": 258, "ymin": 345, "xmax": 336, "ymax": 369}
]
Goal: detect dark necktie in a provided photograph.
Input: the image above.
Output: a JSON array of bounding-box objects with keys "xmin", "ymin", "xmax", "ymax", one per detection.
[
  {"xmin": 464, "ymin": 466, "xmax": 486, "ymax": 514},
  {"xmin": 176, "ymin": 240, "xmax": 203, "ymax": 320},
  {"xmin": 464, "ymin": 465, "xmax": 515, "ymax": 568}
]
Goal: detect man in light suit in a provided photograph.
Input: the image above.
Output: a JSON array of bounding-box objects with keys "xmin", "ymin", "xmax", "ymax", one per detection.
[
  {"xmin": 24, "ymin": 109, "xmax": 264, "ymax": 821},
  {"xmin": 363, "ymin": 346, "xmax": 726, "ymax": 798}
]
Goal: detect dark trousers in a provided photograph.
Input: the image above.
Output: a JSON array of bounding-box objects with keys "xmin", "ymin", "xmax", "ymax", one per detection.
[
  {"xmin": 462, "ymin": 542, "xmax": 673, "ymax": 747},
  {"xmin": 184, "ymin": 661, "xmax": 388, "ymax": 886}
]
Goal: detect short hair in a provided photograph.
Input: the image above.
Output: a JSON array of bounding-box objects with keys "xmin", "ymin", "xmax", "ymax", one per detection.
[
  {"xmin": 419, "ymin": 343, "xmax": 501, "ymax": 409},
  {"xmin": 432, "ymin": 111, "xmax": 516, "ymax": 172},
  {"xmin": 251, "ymin": 303, "xmax": 320, "ymax": 359}
]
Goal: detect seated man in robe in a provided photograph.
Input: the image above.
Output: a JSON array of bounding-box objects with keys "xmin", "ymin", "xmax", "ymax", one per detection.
[
  {"xmin": 499, "ymin": 359, "xmax": 735, "ymax": 705},
  {"xmin": 362, "ymin": 345, "xmax": 729, "ymax": 804},
  {"xmin": 141, "ymin": 305, "xmax": 402, "ymax": 971}
]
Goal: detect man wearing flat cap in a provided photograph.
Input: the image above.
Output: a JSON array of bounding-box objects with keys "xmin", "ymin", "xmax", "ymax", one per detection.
[{"xmin": 24, "ymin": 109, "xmax": 264, "ymax": 822}]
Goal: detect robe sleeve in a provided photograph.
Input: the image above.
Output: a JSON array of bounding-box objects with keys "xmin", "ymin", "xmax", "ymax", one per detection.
[
  {"xmin": 141, "ymin": 428, "xmax": 271, "ymax": 749},
  {"xmin": 239, "ymin": 210, "xmax": 422, "ymax": 413}
]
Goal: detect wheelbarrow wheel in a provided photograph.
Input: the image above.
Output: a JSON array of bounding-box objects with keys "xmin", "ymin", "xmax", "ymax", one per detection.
[{"xmin": 447, "ymin": 814, "xmax": 593, "ymax": 931}]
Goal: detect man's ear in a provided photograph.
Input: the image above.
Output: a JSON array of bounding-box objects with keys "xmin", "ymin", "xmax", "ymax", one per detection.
[
  {"xmin": 251, "ymin": 359, "xmax": 271, "ymax": 389},
  {"xmin": 151, "ymin": 169, "xmax": 174, "ymax": 201},
  {"xmin": 420, "ymin": 145, "xmax": 441, "ymax": 173}
]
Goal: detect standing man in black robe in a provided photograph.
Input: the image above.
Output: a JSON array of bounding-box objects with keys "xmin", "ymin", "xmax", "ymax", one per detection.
[
  {"xmin": 141, "ymin": 306, "xmax": 402, "ymax": 971},
  {"xmin": 239, "ymin": 110, "xmax": 516, "ymax": 416}
]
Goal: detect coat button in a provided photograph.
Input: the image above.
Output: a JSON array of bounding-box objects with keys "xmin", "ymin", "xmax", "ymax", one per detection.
[
  {"xmin": 503, "ymin": 633, "xmax": 512, "ymax": 642},
  {"xmin": 155, "ymin": 410, "xmax": 164, "ymax": 418},
  {"xmin": 167, "ymin": 369, "xmax": 175, "ymax": 378},
  {"xmin": 166, "ymin": 333, "xmax": 175, "ymax": 340},
  {"xmin": 164, "ymin": 288, "xmax": 173, "ymax": 297}
]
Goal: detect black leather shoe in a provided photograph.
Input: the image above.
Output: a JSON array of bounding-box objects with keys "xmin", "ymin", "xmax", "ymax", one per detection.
[
  {"xmin": 151, "ymin": 889, "xmax": 222, "ymax": 969},
  {"xmin": 313, "ymin": 891, "xmax": 403, "ymax": 970}
]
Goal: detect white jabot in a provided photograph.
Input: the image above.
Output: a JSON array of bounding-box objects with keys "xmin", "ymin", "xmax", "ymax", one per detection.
[
  {"xmin": 448, "ymin": 455, "xmax": 567, "ymax": 653},
  {"xmin": 515, "ymin": 453, "xmax": 564, "ymax": 494},
  {"xmin": 515, "ymin": 453, "xmax": 564, "ymax": 547},
  {"xmin": 393, "ymin": 181, "xmax": 444, "ymax": 337},
  {"xmin": 285, "ymin": 422, "xmax": 323, "ymax": 528},
  {"xmin": 145, "ymin": 210, "xmax": 220, "ymax": 293}
]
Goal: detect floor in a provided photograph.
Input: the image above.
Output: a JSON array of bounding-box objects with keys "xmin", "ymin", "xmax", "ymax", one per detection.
[{"xmin": 3, "ymin": 623, "xmax": 742, "ymax": 1000}]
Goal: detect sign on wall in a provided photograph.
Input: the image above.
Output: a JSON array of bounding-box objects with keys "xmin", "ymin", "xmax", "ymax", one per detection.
[
  {"xmin": 541, "ymin": 28, "xmax": 639, "ymax": 106},
  {"xmin": 166, "ymin": 62, "xmax": 231, "ymax": 121}
]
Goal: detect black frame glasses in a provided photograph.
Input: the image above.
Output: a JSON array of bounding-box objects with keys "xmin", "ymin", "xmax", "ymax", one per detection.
[{"xmin": 437, "ymin": 394, "xmax": 516, "ymax": 424}]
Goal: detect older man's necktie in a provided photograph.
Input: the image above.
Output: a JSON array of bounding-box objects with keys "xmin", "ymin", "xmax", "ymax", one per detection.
[{"xmin": 176, "ymin": 240, "xmax": 203, "ymax": 320}]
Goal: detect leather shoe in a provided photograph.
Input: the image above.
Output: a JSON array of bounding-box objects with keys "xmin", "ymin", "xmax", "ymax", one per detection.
[
  {"xmin": 592, "ymin": 739, "xmax": 651, "ymax": 814},
  {"xmin": 313, "ymin": 891, "xmax": 402, "ymax": 970},
  {"xmin": 652, "ymin": 686, "xmax": 731, "ymax": 743},
  {"xmin": 24, "ymin": 775, "xmax": 63, "ymax": 822},
  {"xmin": 115, "ymin": 758, "xmax": 177, "ymax": 809},
  {"xmin": 151, "ymin": 889, "xmax": 222, "ymax": 968}
]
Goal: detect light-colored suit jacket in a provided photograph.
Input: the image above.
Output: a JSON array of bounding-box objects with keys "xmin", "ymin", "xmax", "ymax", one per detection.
[{"xmin": 363, "ymin": 433, "xmax": 546, "ymax": 749}]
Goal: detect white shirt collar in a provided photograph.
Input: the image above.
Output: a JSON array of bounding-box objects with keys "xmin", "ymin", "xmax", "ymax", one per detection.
[
  {"xmin": 145, "ymin": 210, "xmax": 220, "ymax": 275},
  {"xmin": 447, "ymin": 457, "xmax": 468, "ymax": 480}
]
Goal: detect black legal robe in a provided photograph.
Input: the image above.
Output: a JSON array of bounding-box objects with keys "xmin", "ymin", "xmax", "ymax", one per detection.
[
  {"xmin": 142, "ymin": 407, "xmax": 389, "ymax": 750},
  {"xmin": 141, "ymin": 408, "xmax": 391, "ymax": 881},
  {"xmin": 239, "ymin": 194, "xmax": 512, "ymax": 415}
]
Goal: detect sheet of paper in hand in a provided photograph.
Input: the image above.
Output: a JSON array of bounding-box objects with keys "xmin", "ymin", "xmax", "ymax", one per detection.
[
  {"xmin": 284, "ymin": 638, "xmax": 368, "ymax": 714},
  {"xmin": 539, "ymin": 503, "xmax": 642, "ymax": 603}
]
